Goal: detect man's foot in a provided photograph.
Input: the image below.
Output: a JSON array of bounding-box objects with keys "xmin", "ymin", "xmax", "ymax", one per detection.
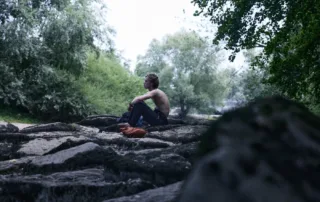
[{"xmin": 118, "ymin": 123, "xmax": 130, "ymax": 129}]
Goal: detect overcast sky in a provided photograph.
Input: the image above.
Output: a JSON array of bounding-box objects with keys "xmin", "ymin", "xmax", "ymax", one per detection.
[{"xmin": 103, "ymin": 0, "xmax": 246, "ymax": 71}]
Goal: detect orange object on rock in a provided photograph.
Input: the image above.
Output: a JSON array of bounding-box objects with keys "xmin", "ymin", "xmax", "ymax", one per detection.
[{"xmin": 119, "ymin": 126, "xmax": 147, "ymax": 138}]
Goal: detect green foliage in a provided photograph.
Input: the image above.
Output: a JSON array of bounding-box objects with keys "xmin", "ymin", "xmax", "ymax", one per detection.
[
  {"xmin": 222, "ymin": 50, "xmax": 280, "ymax": 103},
  {"xmin": 25, "ymin": 68, "xmax": 93, "ymax": 122},
  {"xmin": 217, "ymin": 67, "xmax": 244, "ymax": 102},
  {"xmin": 0, "ymin": 105, "xmax": 40, "ymax": 124},
  {"xmin": 308, "ymin": 104, "xmax": 320, "ymax": 116},
  {"xmin": 136, "ymin": 30, "xmax": 226, "ymax": 118},
  {"xmin": 192, "ymin": 0, "xmax": 320, "ymax": 106},
  {"xmin": 0, "ymin": 63, "xmax": 93, "ymax": 122},
  {"xmin": 0, "ymin": 0, "xmax": 115, "ymax": 121},
  {"xmin": 77, "ymin": 52, "xmax": 146, "ymax": 116},
  {"xmin": 240, "ymin": 68, "xmax": 280, "ymax": 101}
]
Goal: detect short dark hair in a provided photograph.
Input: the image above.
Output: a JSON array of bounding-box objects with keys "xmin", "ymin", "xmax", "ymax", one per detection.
[{"xmin": 146, "ymin": 73, "xmax": 159, "ymax": 88}]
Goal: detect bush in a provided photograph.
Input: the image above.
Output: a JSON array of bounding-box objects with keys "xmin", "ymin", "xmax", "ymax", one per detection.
[
  {"xmin": 77, "ymin": 52, "xmax": 147, "ymax": 116},
  {"xmin": 0, "ymin": 51, "xmax": 149, "ymax": 122},
  {"xmin": 0, "ymin": 0, "xmax": 116, "ymax": 122},
  {"xmin": 25, "ymin": 68, "xmax": 92, "ymax": 122},
  {"xmin": 0, "ymin": 64, "xmax": 92, "ymax": 122}
]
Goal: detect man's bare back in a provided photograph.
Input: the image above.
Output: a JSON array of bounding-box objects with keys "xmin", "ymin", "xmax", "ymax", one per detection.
[{"xmin": 151, "ymin": 89, "xmax": 170, "ymax": 117}]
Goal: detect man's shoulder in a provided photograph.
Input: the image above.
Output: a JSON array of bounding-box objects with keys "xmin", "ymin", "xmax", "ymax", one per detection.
[
  {"xmin": 155, "ymin": 88, "xmax": 167, "ymax": 95},
  {"xmin": 150, "ymin": 89, "xmax": 161, "ymax": 94},
  {"xmin": 150, "ymin": 88, "xmax": 167, "ymax": 96},
  {"xmin": 146, "ymin": 89, "xmax": 159, "ymax": 97}
]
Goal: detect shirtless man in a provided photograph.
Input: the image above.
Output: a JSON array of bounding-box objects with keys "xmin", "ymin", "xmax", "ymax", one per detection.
[{"xmin": 123, "ymin": 73, "xmax": 170, "ymax": 127}]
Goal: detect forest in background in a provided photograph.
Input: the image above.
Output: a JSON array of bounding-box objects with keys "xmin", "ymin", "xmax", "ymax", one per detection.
[{"xmin": 0, "ymin": 0, "xmax": 319, "ymax": 123}]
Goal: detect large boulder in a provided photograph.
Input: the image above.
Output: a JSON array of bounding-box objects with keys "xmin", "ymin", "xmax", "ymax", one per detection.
[
  {"xmin": 146, "ymin": 125, "xmax": 208, "ymax": 143},
  {"xmin": 17, "ymin": 136, "xmax": 89, "ymax": 156},
  {"xmin": 175, "ymin": 96, "xmax": 320, "ymax": 202},
  {"xmin": 19, "ymin": 122, "xmax": 80, "ymax": 133},
  {"xmin": 0, "ymin": 121, "xmax": 19, "ymax": 133},
  {"xmin": 77, "ymin": 115, "xmax": 118, "ymax": 127}
]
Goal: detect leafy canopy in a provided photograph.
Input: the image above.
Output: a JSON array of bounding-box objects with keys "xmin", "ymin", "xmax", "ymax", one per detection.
[
  {"xmin": 0, "ymin": 0, "xmax": 115, "ymax": 121},
  {"xmin": 192, "ymin": 0, "xmax": 320, "ymax": 103},
  {"xmin": 78, "ymin": 51, "xmax": 146, "ymax": 116}
]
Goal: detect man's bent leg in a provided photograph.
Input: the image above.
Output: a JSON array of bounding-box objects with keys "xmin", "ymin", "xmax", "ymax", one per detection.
[{"xmin": 128, "ymin": 102, "xmax": 162, "ymax": 126}]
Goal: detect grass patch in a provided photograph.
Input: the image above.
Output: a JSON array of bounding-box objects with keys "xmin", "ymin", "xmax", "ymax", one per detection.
[{"xmin": 0, "ymin": 106, "xmax": 40, "ymax": 124}]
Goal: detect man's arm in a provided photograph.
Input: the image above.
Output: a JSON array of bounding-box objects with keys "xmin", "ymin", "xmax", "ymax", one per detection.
[{"xmin": 131, "ymin": 90, "xmax": 157, "ymax": 104}]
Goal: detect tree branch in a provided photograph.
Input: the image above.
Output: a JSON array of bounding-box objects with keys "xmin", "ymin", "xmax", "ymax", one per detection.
[{"xmin": 256, "ymin": 44, "xmax": 266, "ymax": 48}]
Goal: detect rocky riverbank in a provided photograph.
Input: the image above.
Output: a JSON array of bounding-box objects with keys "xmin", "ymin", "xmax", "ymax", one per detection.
[
  {"xmin": 0, "ymin": 96, "xmax": 319, "ymax": 202},
  {"xmin": 0, "ymin": 116, "xmax": 211, "ymax": 201}
]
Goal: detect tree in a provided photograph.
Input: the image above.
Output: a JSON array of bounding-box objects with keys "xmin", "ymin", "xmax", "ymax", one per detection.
[
  {"xmin": 77, "ymin": 51, "xmax": 146, "ymax": 116},
  {"xmin": 223, "ymin": 49, "xmax": 280, "ymax": 104},
  {"xmin": 191, "ymin": 0, "xmax": 320, "ymax": 105},
  {"xmin": 239, "ymin": 68, "xmax": 280, "ymax": 101},
  {"xmin": 0, "ymin": 0, "xmax": 115, "ymax": 121},
  {"xmin": 135, "ymin": 30, "xmax": 226, "ymax": 118},
  {"xmin": 240, "ymin": 50, "xmax": 280, "ymax": 101},
  {"xmin": 219, "ymin": 66, "xmax": 245, "ymax": 103}
]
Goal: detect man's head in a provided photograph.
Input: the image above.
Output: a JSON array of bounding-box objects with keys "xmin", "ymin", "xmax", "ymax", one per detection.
[{"xmin": 144, "ymin": 73, "xmax": 159, "ymax": 90}]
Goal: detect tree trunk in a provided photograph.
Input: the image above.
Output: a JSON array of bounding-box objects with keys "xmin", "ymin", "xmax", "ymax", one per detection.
[{"xmin": 179, "ymin": 104, "xmax": 189, "ymax": 120}]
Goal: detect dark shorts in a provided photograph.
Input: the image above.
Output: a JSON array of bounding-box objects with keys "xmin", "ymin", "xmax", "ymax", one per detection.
[{"xmin": 128, "ymin": 101, "xmax": 168, "ymax": 127}]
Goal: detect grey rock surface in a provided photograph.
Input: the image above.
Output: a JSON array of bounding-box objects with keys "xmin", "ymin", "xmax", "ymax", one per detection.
[
  {"xmin": 1, "ymin": 96, "xmax": 318, "ymax": 202},
  {"xmin": 0, "ymin": 115, "xmax": 204, "ymax": 201},
  {"xmin": 0, "ymin": 121, "xmax": 19, "ymax": 133},
  {"xmin": 175, "ymin": 96, "xmax": 320, "ymax": 202},
  {"xmin": 103, "ymin": 182, "xmax": 183, "ymax": 202}
]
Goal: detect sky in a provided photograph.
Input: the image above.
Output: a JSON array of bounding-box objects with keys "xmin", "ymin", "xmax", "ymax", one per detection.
[{"xmin": 103, "ymin": 0, "xmax": 246, "ymax": 72}]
